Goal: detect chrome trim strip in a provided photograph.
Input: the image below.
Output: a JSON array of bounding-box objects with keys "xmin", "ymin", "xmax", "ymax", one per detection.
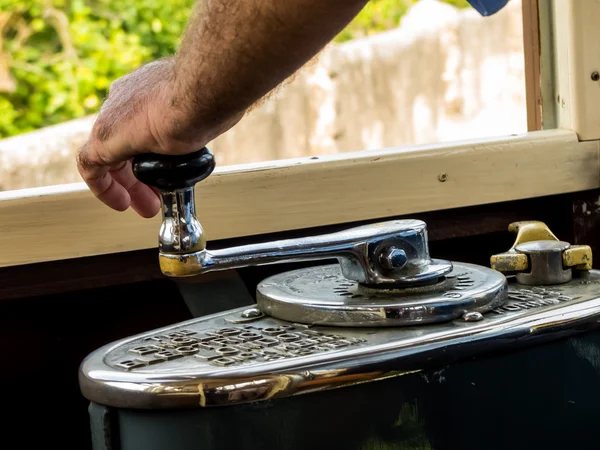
[{"xmin": 79, "ymin": 272, "xmax": 600, "ymax": 409}]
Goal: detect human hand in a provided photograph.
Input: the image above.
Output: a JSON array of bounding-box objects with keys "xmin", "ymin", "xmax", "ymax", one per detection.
[{"xmin": 76, "ymin": 57, "xmax": 243, "ymax": 218}]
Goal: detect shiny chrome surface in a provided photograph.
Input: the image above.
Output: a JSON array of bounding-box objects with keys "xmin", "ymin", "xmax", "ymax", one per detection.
[
  {"xmin": 148, "ymin": 148, "xmax": 454, "ymax": 283},
  {"xmin": 160, "ymin": 219, "xmax": 453, "ymax": 286},
  {"xmin": 462, "ymin": 311, "xmax": 484, "ymax": 322},
  {"xmin": 159, "ymin": 187, "xmax": 205, "ymax": 254},
  {"xmin": 256, "ymin": 262, "xmax": 506, "ymax": 326},
  {"xmin": 79, "ymin": 270, "xmax": 600, "ymax": 410},
  {"xmin": 378, "ymin": 247, "xmax": 408, "ymax": 270},
  {"xmin": 514, "ymin": 240, "xmax": 572, "ymax": 285}
]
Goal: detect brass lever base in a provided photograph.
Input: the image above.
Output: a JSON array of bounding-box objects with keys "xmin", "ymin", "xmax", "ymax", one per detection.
[{"xmin": 490, "ymin": 220, "xmax": 592, "ymax": 285}]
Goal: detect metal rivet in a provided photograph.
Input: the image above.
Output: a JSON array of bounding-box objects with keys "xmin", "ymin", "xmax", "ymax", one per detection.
[
  {"xmin": 242, "ymin": 307, "xmax": 262, "ymax": 318},
  {"xmin": 592, "ymin": 71, "xmax": 600, "ymax": 81},
  {"xmin": 438, "ymin": 173, "xmax": 448, "ymax": 182},
  {"xmin": 463, "ymin": 311, "xmax": 484, "ymax": 322}
]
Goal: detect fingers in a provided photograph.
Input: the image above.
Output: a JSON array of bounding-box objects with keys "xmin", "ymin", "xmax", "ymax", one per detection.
[
  {"xmin": 77, "ymin": 142, "xmax": 161, "ymax": 218},
  {"xmin": 111, "ymin": 161, "xmax": 161, "ymax": 218},
  {"xmin": 77, "ymin": 142, "xmax": 131, "ymax": 212}
]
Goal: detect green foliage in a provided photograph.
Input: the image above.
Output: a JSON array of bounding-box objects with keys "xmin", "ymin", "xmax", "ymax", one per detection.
[
  {"xmin": 0, "ymin": 0, "xmax": 471, "ymax": 139},
  {"xmin": 335, "ymin": 0, "xmax": 415, "ymax": 43},
  {"xmin": 0, "ymin": 0, "xmax": 193, "ymax": 138}
]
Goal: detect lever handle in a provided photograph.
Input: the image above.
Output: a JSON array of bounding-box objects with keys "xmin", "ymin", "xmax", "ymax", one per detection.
[
  {"xmin": 132, "ymin": 147, "xmax": 216, "ymax": 191},
  {"xmin": 159, "ymin": 218, "xmax": 453, "ymax": 286},
  {"xmin": 132, "ymin": 148, "xmax": 216, "ymax": 255},
  {"xmin": 131, "ymin": 148, "xmax": 452, "ymax": 287}
]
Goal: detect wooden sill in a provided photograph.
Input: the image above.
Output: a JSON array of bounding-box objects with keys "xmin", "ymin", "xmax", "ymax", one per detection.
[{"xmin": 0, "ymin": 128, "xmax": 597, "ymax": 268}]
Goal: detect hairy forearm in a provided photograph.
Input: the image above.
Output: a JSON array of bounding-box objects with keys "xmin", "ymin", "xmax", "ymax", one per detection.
[
  {"xmin": 77, "ymin": 0, "xmax": 368, "ymax": 216},
  {"xmin": 173, "ymin": 0, "xmax": 368, "ymax": 127}
]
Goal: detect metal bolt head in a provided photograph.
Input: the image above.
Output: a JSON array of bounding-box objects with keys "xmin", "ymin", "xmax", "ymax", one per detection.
[
  {"xmin": 438, "ymin": 173, "xmax": 448, "ymax": 182},
  {"xmin": 463, "ymin": 311, "xmax": 484, "ymax": 322},
  {"xmin": 379, "ymin": 247, "xmax": 408, "ymax": 270},
  {"xmin": 592, "ymin": 71, "xmax": 600, "ymax": 81},
  {"xmin": 242, "ymin": 307, "xmax": 263, "ymax": 318}
]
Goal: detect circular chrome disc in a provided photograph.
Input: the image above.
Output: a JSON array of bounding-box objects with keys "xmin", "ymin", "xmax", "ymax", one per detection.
[{"xmin": 256, "ymin": 262, "xmax": 507, "ymax": 327}]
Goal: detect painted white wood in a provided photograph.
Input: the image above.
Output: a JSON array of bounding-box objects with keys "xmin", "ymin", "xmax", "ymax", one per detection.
[
  {"xmin": 551, "ymin": 0, "xmax": 600, "ymax": 140},
  {"xmin": 0, "ymin": 129, "xmax": 597, "ymax": 268}
]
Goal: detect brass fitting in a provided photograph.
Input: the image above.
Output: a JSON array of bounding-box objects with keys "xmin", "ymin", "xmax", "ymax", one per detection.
[{"xmin": 490, "ymin": 221, "xmax": 592, "ymax": 276}]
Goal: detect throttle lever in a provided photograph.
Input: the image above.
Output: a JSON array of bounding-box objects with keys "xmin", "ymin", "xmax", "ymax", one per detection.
[
  {"xmin": 132, "ymin": 148, "xmax": 453, "ymax": 287},
  {"xmin": 133, "ymin": 148, "xmax": 215, "ymax": 255}
]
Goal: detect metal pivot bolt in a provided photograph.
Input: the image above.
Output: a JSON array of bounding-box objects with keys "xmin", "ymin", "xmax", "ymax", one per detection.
[
  {"xmin": 378, "ymin": 247, "xmax": 408, "ymax": 270},
  {"xmin": 131, "ymin": 149, "xmax": 453, "ymax": 287},
  {"xmin": 490, "ymin": 221, "xmax": 592, "ymax": 285}
]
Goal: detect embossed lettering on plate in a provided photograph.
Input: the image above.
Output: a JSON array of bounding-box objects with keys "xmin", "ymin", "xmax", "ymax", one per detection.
[
  {"xmin": 114, "ymin": 325, "xmax": 366, "ymax": 371},
  {"xmin": 490, "ymin": 287, "xmax": 580, "ymax": 314}
]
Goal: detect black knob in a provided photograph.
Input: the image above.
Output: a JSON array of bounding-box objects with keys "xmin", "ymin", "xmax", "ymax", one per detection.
[{"xmin": 132, "ymin": 147, "xmax": 216, "ymax": 190}]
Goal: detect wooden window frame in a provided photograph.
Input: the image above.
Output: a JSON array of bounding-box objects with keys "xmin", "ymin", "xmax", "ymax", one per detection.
[{"xmin": 1, "ymin": 0, "xmax": 598, "ymax": 270}]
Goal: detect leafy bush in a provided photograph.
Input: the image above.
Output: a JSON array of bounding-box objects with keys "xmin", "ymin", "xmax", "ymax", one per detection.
[
  {"xmin": 0, "ymin": 0, "xmax": 193, "ymax": 138},
  {"xmin": 0, "ymin": 0, "xmax": 470, "ymax": 139}
]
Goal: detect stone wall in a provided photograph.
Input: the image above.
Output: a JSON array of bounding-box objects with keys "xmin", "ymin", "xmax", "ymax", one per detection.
[{"xmin": 0, "ymin": 0, "xmax": 526, "ymax": 191}]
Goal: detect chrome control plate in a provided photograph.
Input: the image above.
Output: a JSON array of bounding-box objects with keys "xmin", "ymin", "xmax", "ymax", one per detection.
[
  {"xmin": 80, "ymin": 270, "xmax": 600, "ymax": 410},
  {"xmin": 257, "ymin": 262, "xmax": 507, "ymax": 326}
]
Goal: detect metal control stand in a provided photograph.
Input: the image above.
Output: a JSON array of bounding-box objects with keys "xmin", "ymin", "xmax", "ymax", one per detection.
[{"xmin": 80, "ymin": 150, "xmax": 600, "ymax": 450}]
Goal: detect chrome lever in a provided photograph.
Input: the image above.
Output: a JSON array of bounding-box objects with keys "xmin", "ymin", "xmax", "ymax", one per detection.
[
  {"xmin": 132, "ymin": 149, "xmax": 453, "ymax": 286},
  {"xmin": 159, "ymin": 219, "xmax": 452, "ymax": 285}
]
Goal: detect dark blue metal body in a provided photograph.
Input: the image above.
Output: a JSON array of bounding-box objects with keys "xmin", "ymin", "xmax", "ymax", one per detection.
[{"xmin": 467, "ymin": 0, "xmax": 510, "ymax": 16}]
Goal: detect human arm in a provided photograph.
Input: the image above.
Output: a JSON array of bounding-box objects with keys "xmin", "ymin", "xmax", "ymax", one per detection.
[{"xmin": 76, "ymin": 0, "xmax": 370, "ymax": 218}]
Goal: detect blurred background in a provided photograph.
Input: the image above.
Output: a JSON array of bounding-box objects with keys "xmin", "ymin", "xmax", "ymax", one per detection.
[{"xmin": 0, "ymin": 0, "xmax": 526, "ymax": 190}]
